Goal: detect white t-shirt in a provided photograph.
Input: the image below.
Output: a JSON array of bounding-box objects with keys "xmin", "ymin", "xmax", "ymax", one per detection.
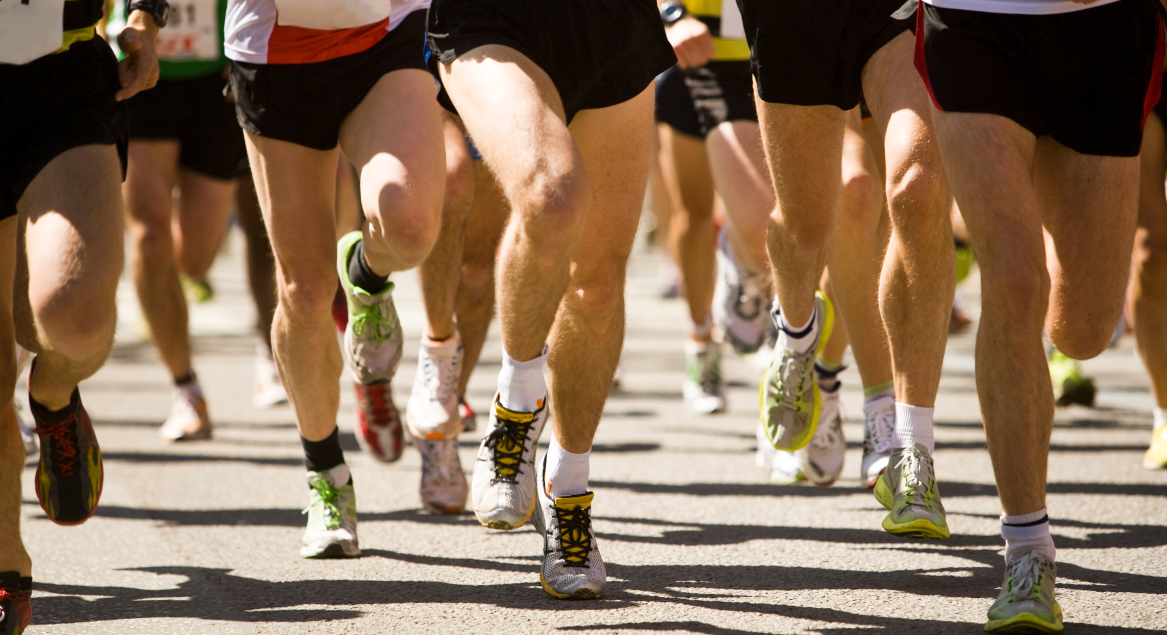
[{"xmin": 924, "ymin": 0, "xmax": 1122, "ymax": 15}]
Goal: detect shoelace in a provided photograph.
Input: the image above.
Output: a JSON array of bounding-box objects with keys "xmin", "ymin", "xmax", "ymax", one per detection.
[
  {"xmin": 896, "ymin": 446, "xmax": 934, "ymax": 507},
  {"xmin": 776, "ymin": 354, "xmax": 812, "ymax": 415},
  {"xmin": 359, "ymin": 384, "xmax": 399, "ymax": 428},
  {"xmin": 554, "ymin": 503, "xmax": 593, "ymax": 568},
  {"xmin": 38, "ymin": 416, "xmax": 79, "ymax": 477},
  {"xmin": 1006, "ymin": 551, "xmax": 1050, "ymax": 602},
  {"xmin": 484, "ymin": 414, "xmax": 533, "ymax": 481},
  {"xmin": 420, "ymin": 353, "xmax": 459, "ymax": 405},
  {"xmin": 303, "ymin": 476, "xmax": 343, "ymax": 530},
  {"xmin": 351, "ymin": 301, "xmax": 395, "ymax": 342},
  {"xmin": 868, "ymin": 404, "xmax": 896, "ymax": 455}
]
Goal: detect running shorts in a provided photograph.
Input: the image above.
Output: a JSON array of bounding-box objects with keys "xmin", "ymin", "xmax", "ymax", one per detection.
[
  {"xmin": 229, "ymin": 10, "xmax": 429, "ymax": 152},
  {"xmin": 127, "ymin": 71, "xmax": 248, "ymax": 180},
  {"xmin": 656, "ymin": 61, "xmax": 758, "ymax": 139},
  {"xmin": 424, "ymin": 0, "xmax": 677, "ymax": 124},
  {"xmin": 898, "ymin": 0, "xmax": 1165, "ymax": 157},
  {"xmin": 737, "ymin": 0, "xmax": 907, "ymax": 110},
  {"xmin": 0, "ymin": 38, "xmax": 127, "ymax": 221}
]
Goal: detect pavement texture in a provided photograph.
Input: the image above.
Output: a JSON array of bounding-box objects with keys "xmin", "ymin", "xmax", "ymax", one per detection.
[{"xmin": 15, "ymin": 230, "xmax": 1167, "ymax": 634}]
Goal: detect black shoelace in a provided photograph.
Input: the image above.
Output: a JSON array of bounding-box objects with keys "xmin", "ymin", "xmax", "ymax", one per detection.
[
  {"xmin": 553, "ymin": 503, "xmax": 593, "ymax": 568},
  {"xmin": 484, "ymin": 415, "xmax": 533, "ymax": 481}
]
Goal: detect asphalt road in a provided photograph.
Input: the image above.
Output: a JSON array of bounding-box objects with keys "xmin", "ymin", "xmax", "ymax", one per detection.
[{"xmin": 15, "ymin": 229, "xmax": 1167, "ymax": 634}]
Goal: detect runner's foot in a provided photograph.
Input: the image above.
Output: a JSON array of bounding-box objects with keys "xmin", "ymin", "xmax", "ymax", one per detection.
[
  {"xmin": 0, "ymin": 572, "xmax": 32, "ymax": 635},
  {"xmin": 797, "ymin": 385, "xmax": 844, "ymax": 486},
  {"xmin": 534, "ymin": 456, "xmax": 605, "ymax": 600},
  {"xmin": 337, "ymin": 232, "xmax": 403, "ymax": 385},
  {"xmin": 985, "ymin": 551, "xmax": 1063, "ymax": 633},
  {"xmin": 407, "ymin": 334, "xmax": 464, "ymax": 439},
  {"xmin": 252, "ymin": 345, "xmax": 288, "ymax": 409},
  {"xmin": 29, "ymin": 388, "xmax": 103, "ymax": 526},
  {"xmin": 760, "ymin": 292, "xmax": 834, "ymax": 451},
  {"xmin": 473, "ymin": 395, "xmax": 547, "ymax": 530},
  {"xmin": 860, "ymin": 394, "xmax": 896, "ymax": 489},
  {"xmin": 873, "ymin": 444, "xmax": 950, "ymax": 540},
  {"xmin": 713, "ymin": 229, "xmax": 773, "ymax": 355},
  {"xmin": 300, "ymin": 464, "xmax": 359, "ymax": 559},
  {"xmin": 756, "ymin": 423, "xmax": 806, "ymax": 485},
  {"xmin": 416, "ymin": 436, "xmax": 468, "ymax": 514},
  {"xmin": 159, "ymin": 383, "xmax": 212, "ymax": 442},
  {"xmin": 1049, "ymin": 349, "xmax": 1095, "ymax": 408},
  {"xmin": 353, "ymin": 381, "xmax": 404, "ymax": 463},
  {"xmin": 683, "ymin": 340, "xmax": 726, "ymax": 415},
  {"xmin": 1143, "ymin": 424, "xmax": 1167, "ymax": 469}
]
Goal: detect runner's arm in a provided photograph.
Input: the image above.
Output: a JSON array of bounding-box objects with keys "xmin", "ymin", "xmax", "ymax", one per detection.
[
  {"xmin": 115, "ymin": 8, "xmax": 161, "ymax": 101},
  {"xmin": 658, "ymin": 1, "xmax": 716, "ymax": 69}
]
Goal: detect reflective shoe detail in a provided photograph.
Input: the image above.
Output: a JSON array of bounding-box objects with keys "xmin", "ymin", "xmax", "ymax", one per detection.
[
  {"xmin": 406, "ymin": 334, "xmax": 464, "ymax": 440},
  {"xmin": 755, "ymin": 423, "xmax": 804, "ymax": 485},
  {"xmin": 459, "ymin": 397, "xmax": 477, "ymax": 433},
  {"xmin": 1049, "ymin": 349, "xmax": 1095, "ymax": 408},
  {"xmin": 353, "ymin": 381, "xmax": 404, "ymax": 463},
  {"xmin": 534, "ymin": 457, "xmax": 605, "ymax": 600},
  {"xmin": 15, "ymin": 403, "xmax": 37, "ymax": 458},
  {"xmin": 713, "ymin": 228, "xmax": 772, "ymax": 355},
  {"xmin": 683, "ymin": 341, "xmax": 726, "ymax": 415},
  {"xmin": 252, "ymin": 346, "xmax": 288, "ymax": 409},
  {"xmin": 30, "ymin": 389, "xmax": 103, "ymax": 526},
  {"xmin": 873, "ymin": 444, "xmax": 949, "ymax": 540},
  {"xmin": 861, "ymin": 394, "xmax": 896, "ymax": 489},
  {"xmin": 472, "ymin": 395, "xmax": 547, "ymax": 530},
  {"xmin": 416, "ymin": 436, "xmax": 468, "ymax": 514},
  {"xmin": 337, "ymin": 231, "xmax": 403, "ymax": 384},
  {"xmin": 300, "ymin": 465, "xmax": 359, "ymax": 559},
  {"xmin": 0, "ymin": 572, "xmax": 32, "ymax": 635},
  {"xmin": 760, "ymin": 292, "xmax": 834, "ymax": 452},
  {"xmin": 160, "ymin": 383, "xmax": 212, "ymax": 442},
  {"xmin": 797, "ymin": 388, "xmax": 844, "ymax": 486},
  {"xmin": 985, "ymin": 551, "xmax": 1063, "ymax": 633},
  {"xmin": 1144, "ymin": 425, "xmax": 1167, "ymax": 470}
]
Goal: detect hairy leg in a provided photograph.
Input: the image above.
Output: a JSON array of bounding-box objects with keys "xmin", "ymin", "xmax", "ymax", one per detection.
[
  {"xmin": 236, "ymin": 175, "xmax": 277, "ymax": 349},
  {"xmin": 706, "ymin": 120, "xmax": 773, "ymax": 275},
  {"xmin": 657, "ymin": 124, "xmax": 716, "ymax": 331},
  {"xmin": 1132, "ymin": 114, "xmax": 1167, "ymax": 407},
  {"xmin": 456, "ymin": 162, "xmax": 509, "ymax": 396},
  {"xmin": 0, "ymin": 215, "xmax": 30, "ymax": 577}
]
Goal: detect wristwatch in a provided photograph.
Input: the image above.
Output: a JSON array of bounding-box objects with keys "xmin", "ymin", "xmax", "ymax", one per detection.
[
  {"xmin": 660, "ymin": 0, "xmax": 688, "ymax": 25},
  {"xmin": 127, "ymin": 0, "xmax": 170, "ymax": 28}
]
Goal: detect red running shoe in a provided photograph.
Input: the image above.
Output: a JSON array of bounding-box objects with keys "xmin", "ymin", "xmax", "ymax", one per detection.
[
  {"xmin": 29, "ymin": 387, "xmax": 103, "ymax": 526},
  {"xmin": 353, "ymin": 381, "xmax": 403, "ymax": 463},
  {"xmin": 0, "ymin": 572, "xmax": 31, "ymax": 635},
  {"xmin": 331, "ymin": 283, "xmax": 348, "ymax": 333},
  {"xmin": 458, "ymin": 397, "xmax": 477, "ymax": 433}
]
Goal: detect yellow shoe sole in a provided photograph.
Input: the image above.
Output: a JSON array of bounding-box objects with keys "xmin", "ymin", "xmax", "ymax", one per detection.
[
  {"xmin": 540, "ymin": 572, "xmax": 602, "ymax": 600},
  {"xmin": 873, "ymin": 468, "xmax": 950, "ymax": 539},
  {"xmin": 985, "ymin": 605, "xmax": 1063, "ymax": 633}
]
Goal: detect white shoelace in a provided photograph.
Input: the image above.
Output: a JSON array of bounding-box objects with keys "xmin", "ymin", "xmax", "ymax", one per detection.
[
  {"xmin": 1007, "ymin": 551, "xmax": 1049, "ymax": 601},
  {"xmin": 896, "ymin": 446, "xmax": 934, "ymax": 505},
  {"xmin": 420, "ymin": 353, "xmax": 458, "ymax": 404},
  {"xmin": 868, "ymin": 404, "xmax": 896, "ymax": 454}
]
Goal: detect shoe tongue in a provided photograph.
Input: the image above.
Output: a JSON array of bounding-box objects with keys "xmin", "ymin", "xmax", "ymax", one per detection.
[
  {"xmin": 494, "ymin": 401, "xmax": 535, "ymax": 423},
  {"xmin": 309, "ymin": 464, "xmax": 349, "ymax": 488},
  {"xmin": 555, "ymin": 492, "xmax": 593, "ymax": 509}
]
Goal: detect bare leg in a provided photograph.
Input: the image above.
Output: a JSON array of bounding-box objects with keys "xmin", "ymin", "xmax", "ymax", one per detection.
[
  {"xmin": 236, "ymin": 175, "xmax": 277, "ymax": 350},
  {"xmin": 456, "ymin": 163, "xmax": 509, "ymax": 396},
  {"xmin": 172, "ymin": 169, "xmax": 236, "ymax": 281},
  {"xmin": 657, "ymin": 124, "xmax": 716, "ymax": 333},
  {"xmin": 706, "ymin": 120, "xmax": 773, "ymax": 275},
  {"xmin": 0, "ymin": 215, "xmax": 31, "ymax": 577},
  {"xmin": 1132, "ymin": 114, "xmax": 1167, "ymax": 407}
]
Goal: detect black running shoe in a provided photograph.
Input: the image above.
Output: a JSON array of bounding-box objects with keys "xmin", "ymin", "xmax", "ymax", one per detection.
[
  {"xmin": 0, "ymin": 572, "xmax": 32, "ymax": 634},
  {"xmin": 30, "ymin": 387, "xmax": 103, "ymax": 526}
]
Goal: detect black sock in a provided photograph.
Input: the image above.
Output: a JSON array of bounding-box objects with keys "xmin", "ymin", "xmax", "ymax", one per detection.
[
  {"xmin": 174, "ymin": 372, "xmax": 196, "ymax": 387},
  {"xmin": 301, "ymin": 427, "xmax": 346, "ymax": 473},
  {"xmin": 0, "ymin": 571, "xmax": 32, "ymax": 592},
  {"xmin": 348, "ymin": 241, "xmax": 388, "ymax": 294}
]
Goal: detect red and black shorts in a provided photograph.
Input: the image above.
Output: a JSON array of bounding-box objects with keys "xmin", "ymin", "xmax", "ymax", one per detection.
[{"xmin": 898, "ymin": 0, "xmax": 1165, "ymax": 158}]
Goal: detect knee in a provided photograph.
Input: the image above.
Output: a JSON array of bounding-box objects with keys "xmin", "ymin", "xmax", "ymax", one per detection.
[
  {"xmin": 32, "ymin": 286, "xmax": 117, "ymax": 363},
  {"xmin": 1050, "ymin": 324, "xmax": 1111, "ymax": 361},
  {"xmin": 568, "ymin": 270, "xmax": 625, "ymax": 328},
  {"xmin": 516, "ymin": 167, "xmax": 590, "ymax": 251},
  {"xmin": 366, "ymin": 188, "xmax": 441, "ymax": 269},
  {"xmin": 278, "ymin": 267, "xmax": 338, "ymax": 326},
  {"xmin": 984, "ymin": 262, "xmax": 1050, "ymax": 327},
  {"xmin": 130, "ymin": 214, "xmax": 174, "ymax": 266},
  {"xmin": 459, "ymin": 259, "xmax": 494, "ymax": 302},
  {"xmin": 886, "ymin": 163, "xmax": 948, "ymax": 235}
]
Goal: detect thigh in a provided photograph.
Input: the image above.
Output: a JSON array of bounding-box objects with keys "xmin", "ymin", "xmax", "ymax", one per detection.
[
  {"xmin": 754, "ymin": 99, "xmax": 847, "ymax": 232},
  {"xmin": 124, "ymin": 140, "xmax": 181, "ymax": 226},
  {"xmin": 658, "ymin": 125, "xmax": 715, "ymax": 223},
  {"xmin": 706, "ymin": 119, "xmax": 774, "ymax": 235}
]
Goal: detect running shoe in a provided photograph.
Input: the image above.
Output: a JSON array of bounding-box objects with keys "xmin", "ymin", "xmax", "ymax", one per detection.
[
  {"xmin": 180, "ymin": 275, "xmax": 214, "ymax": 304},
  {"xmin": 337, "ymin": 232, "xmax": 403, "ymax": 385},
  {"xmin": 29, "ymin": 388, "xmax": 102, "ymax": 526},
  {"xmin": 252, "ymin": 345, "xmax": 288, "ymax": 409},
  {"xmin": 760, "ymin": 292, "xmax": 834, "ymax": 451},
  {"xmin": 416, "ymin": 437, "xmax": 468, "ymax": 514},
  {"xmin": 159, "ymin": 383, "xmax": 212, "ymax": 442},
  {"xmin": 755, "ymin": 423, "xmax": 805, "ymax": 484},
  {"xmin": 873, "ymin": 443, "xmax": 950, "ymax": 539},
  {"xmin": 1049, "ymin": 349, "xmax": 1095, "ymax": 408},
  {"xmin": 797, "ymin": 387, "xmax": 844, "ymax": 486},
  {"xmin": 682, "ymin": 341, "xmax": 726, "ymax": 415},
  {"xmin": 534, "ymin": 456, "xmax": 605, "ymax": 600},
  {"xmin": 353, "ymin": 381, "xmax": 404, "ymax": 463},
  {"xmin": 713, "ymin": 229, "xmax": 773, "ymax": 355},
  {"xmin": 300, "ymin": 464, "xmax": 359, "ymax": 559},
  {"xmin": 0, "ymin": 572, "xmax": 31, "ymax": 635},
  {"xmin": 861, "ymin": 394, "xmax": 896, "ymax": 489},
  {"xmin": 406, "ymin": 334, "xmax": 464, "ymax": 440},
  {"xmin": 473, "ymin": 394, "xmax": 547, "ymax": 530},
  {"xmin": 985, "ymin": 551, "xmax": 1063, "ymax": 633},
  {"xmin": 459, "ymin": 397, "xmax": 477, "ymax": 433},
  {"xmin": 14, "ymin": 403, "xmax": 37, "ymax": 457},
  {"xmin": 1143, "ymin": 425, "xmax": 1167, "ymax": 470}
]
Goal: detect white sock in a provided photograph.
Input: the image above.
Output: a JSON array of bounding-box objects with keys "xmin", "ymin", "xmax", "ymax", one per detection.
[
  {"xmin": 1154, "ymin": 408, "xmax": 1167, "ymax": 431},
  {"xmin": 498, "ymin": 345, "xmax": 548, "ymax": 413},
  {"xmin": 777, "ymin": 302, "xmax": 817, "ymax": 355},
  {"xmin": 894, "ymin": 402, "xmax": 935, "ymax": 454},
  {"xmin": 691, "ymin": 315, "xmax": 713, "ymax": 341},
  {"xmin": 1002, "ymin": 508, "xmax": 1056, "ymax": 564},
  {"xmin": 545, "ymin": 433, "xmax": 590, "ymax": 499}
]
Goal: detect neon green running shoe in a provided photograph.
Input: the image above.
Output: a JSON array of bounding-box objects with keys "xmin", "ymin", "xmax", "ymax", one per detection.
[
  {"xmin": 985, "ymin": 551, "xmax": 1063, "ymax": 633},
  {"xmin": 337, "ymin": 231, "xmax": 402, "ymax": 384},
  {"xmin": 873, "ymin": 443, "xmax": 950, "ymax": 539},
  {"xmin": 1144, "ymin": 425, "xmax": 1167, "ymax": 470},
  {"xmin": 760, "ymin": 292, "xmax": 834, "ymax": 451},
  {"xmin": 180, "ymin": 275, "xmax": 214, "ymax": 304},
  {"xmin": 1049, "ymin": 349, "xmax": 1095, "ymax": 408},
  {"xmin": 300, "ymin": 464, "xmax": 359, "ymax": 559}
]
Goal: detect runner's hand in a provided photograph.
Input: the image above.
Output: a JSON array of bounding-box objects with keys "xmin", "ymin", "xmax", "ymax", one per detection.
[
  {"xmin": 115, "ymin": 11, "xmax": 161, "ymax": 101},
  {"xmin": 667, "ymin": 16, "xmax": 716, "ymax": 70}
]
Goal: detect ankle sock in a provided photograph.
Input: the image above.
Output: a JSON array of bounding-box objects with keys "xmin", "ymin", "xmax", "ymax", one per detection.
[
  {"xmin": 545, "ymin": 433, "xmax": 590, "ymax": 499},
  {"xmin": 776, "ymin": 302, "xmax": 817, "ymax": 355},
  {"xmin": 690, "ymin": 315, "xmax": 713, "ymax": 341},
  {"xmin": 174, "ymin": 371, "xmax": 197, "ymax": 387},
  {"xmin": 1154, "ymin": 408, "xmax": 1167, "ymax": 431},
  {"xmin": 498, "ymin": 345, "xmax": 548, "ymax": 413},
  {"xmin": 347, "ymin": 240, "xmax": 389, "ymax": 294},
  {"xmin": 1002, "ymin": 508, "xmax": 1056, "ymax": 564},
  {"xmin": 894, "ymin": 402, "xmax": 935, "ymax": 454},
  {"xmin": 301, "ymin": 427, "xmax": 346, "ymax": 474},
  {"xmin": 815, "ymin": 359, "xmax": 846, "ymax": 393}
]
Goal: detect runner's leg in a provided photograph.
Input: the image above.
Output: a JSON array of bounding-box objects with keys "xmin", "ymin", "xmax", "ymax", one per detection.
[
  {"xmin": 172, "ymin": 169, "xmax": 236, "ymax": 282},
  {"xmin": 456, "ymin": 163, "xmax": 509, "ymax": 398},
  {"xmin": 1131, "ymin": 114, "xmax": 1167, "ymax": 407},
  {"xmin": 236, "ymin": 176, "xmax": 277, "ymax": 351},
  {"xmin": 0, "ymin": 216, "xmax": 29, "ymax": 577},
  {"xmin": 657, "ymin": 125, "xmax": 716, "ymax": 333}
]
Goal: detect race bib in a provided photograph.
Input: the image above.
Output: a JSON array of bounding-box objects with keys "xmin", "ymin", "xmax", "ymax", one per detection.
[
  {"xmin": 720, "ymin": 0, "xmax": 744, "ymax": 39},
  {"xmin": 274, "ymin": 0, "xmax": 391, "ymax": 29},
  {"xmin": 155, "ymin": 0, "xmax": 220, "ymax": 61},
  {"xmin": 0, "ymin": 0, "xmax": 65, "ymax": 65}
]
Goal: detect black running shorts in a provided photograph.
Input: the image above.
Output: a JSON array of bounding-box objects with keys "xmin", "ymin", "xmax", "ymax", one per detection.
[
  {"xmin": 127, "ymin": 72, "xmax": 248, "ymax": 180},
  {"xmin": 229, "ymin": 10, "xmax": 430, "ymax": 152},
  {"xmin": 737, "ymin": 0, "xmax": 907, "ymax": 110},
  {"xmin": 656, "ymin": 61, "xmax": 758, "ymax": 139},
  {"xmin": 899, "ymin": 0, "xmax": 1165, "ymax": 157},
  {"xmin": 0, "ymin": 38, "xmax": 127, "ymax": 221},
  {"xmin": 425, "ymin": 0, "xmax": 677, "ymax": 124}
]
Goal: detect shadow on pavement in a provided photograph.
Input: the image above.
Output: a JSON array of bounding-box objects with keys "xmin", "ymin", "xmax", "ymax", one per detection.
[{"xmin": 588, "ymin": 479, "xmax": 1167, "ymax": 499}]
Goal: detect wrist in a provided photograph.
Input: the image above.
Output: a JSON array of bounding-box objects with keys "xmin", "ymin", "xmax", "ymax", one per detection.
[
  {"xmin": 660, "ymin": 0, "xmax": 687, "ymax": 25},
  {"xmin": 127, "ymin": 0, "xmax": 170, "ymax": 28},
  {"xmin": 127, "ymin": 10, "xmax": 161, "ymax": 35}
]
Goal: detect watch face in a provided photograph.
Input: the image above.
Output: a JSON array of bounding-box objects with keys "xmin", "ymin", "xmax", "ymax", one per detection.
[{"xmin": 663, "ymin": 3, "xmax": 683, "ymax": 22}]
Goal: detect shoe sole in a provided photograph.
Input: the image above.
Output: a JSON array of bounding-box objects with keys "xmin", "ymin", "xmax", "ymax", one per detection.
[
  {"xmin": 1055, "ymin": 380, "xmax": 1095, "ymax": 408},
  {"xmin": 300, "ymin": 543, "xmax": 361, "ymax": 559},
  {"xmin": 873, "ymin": 471, "xmax": 949, "ymax": 539},
  {"xmin": 758, "ymin": 293, "xmax": 834, "ymax": 453},
  {"xmin": 985, "ymin": 609, "xmax": 1063, "ymax": 633},
  {"xmin": 474, "ymin": 492, "xmax": 537, "ymax": 531},
  {"xmin": 540, "ymin": 573, "xmax": 602, "ymax": 600}
]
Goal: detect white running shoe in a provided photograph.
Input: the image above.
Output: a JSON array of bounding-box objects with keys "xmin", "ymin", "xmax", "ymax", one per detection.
[
  {"xmin": 416, "ymin": 436, "xmax": 468, "ymax": 514},
  {"xmin": 252, "ymin": 345, "xmax": 288, "ymax": 409},
  {"xmin": 755, "ymin": 423, "xmax": 804, "ymax": 484},
  {"xmin": 300, "ymin": 464, "xmax": 360, "ymax": 559},
  {"xmin": 473, "ymin": 395, "xmax": 548, "ymax": 530},
  {"xmin": 337, "ymin": 232, "xmax": 403, "ymax": 385},
  {"xmin": 160, "ymin": 383, "xmax": 212, "ymax": 441},
  {"xmin": 682, "ymin": 341, "xmax": 726, "ymax": 415},
  {"xmin": 406, "ymin": 334, "xmax": 463, "ymax": 440},
  {"xmin": 861, "ymin": 394, "xmax": 896, "ymax": 489},
  {"xmin": 534, "ymin": 456, "xmax": 605, "ymax": 600},
  {"xmin": 15, "ymin": 401, "xmax": 37, "ymax": 457},
  {"xmin": 797, "ymin": 388, "xmax": 844, "ymax": 486},
  {"xmin": 713, "ymin": 228, "xmax": 773, "ymax": 356}
]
